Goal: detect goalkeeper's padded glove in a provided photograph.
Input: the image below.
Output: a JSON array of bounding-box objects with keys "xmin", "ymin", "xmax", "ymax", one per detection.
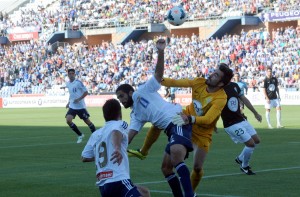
[
  {"xmin": 187, "ymin": 115, "xmax": 196, "ymax": 124},
  {"xmin": 172, "ymin": 114, "xmax": 195, "ymax": 126}
]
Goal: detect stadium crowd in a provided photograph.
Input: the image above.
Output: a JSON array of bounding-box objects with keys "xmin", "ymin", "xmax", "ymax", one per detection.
[
  {"xmin": 1, "ymin": 24, "xmax": 300, "ymax": 97},
  {"xmin": 2, "ymin": 0, "xmax": 300, "ymax": 39},
  {"xmin": 1, "ymin": 0, "xmax": 300, "ymax": 97}
]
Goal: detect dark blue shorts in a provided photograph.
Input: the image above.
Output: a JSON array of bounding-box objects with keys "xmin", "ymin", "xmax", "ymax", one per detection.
[
  {"xmin": 164, "ymin": 122, "xmax": 193, "ymax": 158},
  {"xmin": 99, "ymin": 179, "xmax": 141, "ymax": 197},
  {"xmin": 65, "ymin": 108, "xmax": 90, "ymax": 120}
]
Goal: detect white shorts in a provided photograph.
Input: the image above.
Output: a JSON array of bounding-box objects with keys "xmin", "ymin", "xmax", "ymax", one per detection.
[
  {"xmin": 265, "ymin": 98, "xmax": 281, "ymax": 109},
  {"xmin": 224, "ymin": 120, "xmax": 257, "ymax": 144}
]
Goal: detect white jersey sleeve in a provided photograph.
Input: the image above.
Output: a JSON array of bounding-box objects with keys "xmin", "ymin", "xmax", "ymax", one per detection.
[
  {"xmin": 129, "ymin": 110, "xmax": 146, "ymax": 132},
  {"xmin": 138, "ymin": 75, "xmax": 161, "ymax": 93}
]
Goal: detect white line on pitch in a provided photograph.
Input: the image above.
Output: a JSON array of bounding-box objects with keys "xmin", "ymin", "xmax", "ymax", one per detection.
[
  {"xmin": 0, "ymin": 135, "xmax": 74, "ymax": 141},
  {"xmin": 137, "ymin": 166, "xmax": 300, "ymax": 185},
  {"xmin": 0, "ymin": 142, "xmax": 76, "ymax": 148},
  {"xmin": 138, "ymin": 167, "xmax": 300, "ymax": 197},
  {"xmin": 149, "ymin": 190, "xmax": 243, "ymax": 197}
]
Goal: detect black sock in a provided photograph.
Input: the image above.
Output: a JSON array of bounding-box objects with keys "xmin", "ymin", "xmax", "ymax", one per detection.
[
  {"xmin": 175, "ymin": 162, "xmax": 194, "ymax": 197},
  {"xmin": 88, "ymin": 123, "xmax": 96, "ymax": 133},
  {"xmin": 165, "ymin": 173, "xmax": 183, "ymax": 197},
  {"xmin": 69, "ymin": 123, "xmax": 82, "ymax": 136}
]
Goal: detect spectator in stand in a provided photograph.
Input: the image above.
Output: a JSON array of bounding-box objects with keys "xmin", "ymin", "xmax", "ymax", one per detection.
[
  {"xmin": 1, "ymin": 22, "xmax": 300, "ymax": 98},
  {"xmin": 170, "ymin": 87, "xmax": 176, "ymax": 103},
  {"xmin": 250, "ymin": 76, "xmax": 260, "ymax": 92}
]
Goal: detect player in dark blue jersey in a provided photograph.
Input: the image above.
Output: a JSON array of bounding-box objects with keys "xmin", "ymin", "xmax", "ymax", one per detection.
[
  {"xmin": 221, "ymin": 81, "xmax": 262, "ymax": 175},
  {"xmin": 263, "ymin": 67, "xmax": 284, "ymax": 129}
]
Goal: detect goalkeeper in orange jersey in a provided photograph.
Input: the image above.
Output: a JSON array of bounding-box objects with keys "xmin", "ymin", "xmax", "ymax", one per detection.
[{"xmin": 128, "ymin": 63, "xmax": 233, "ymax": 192}]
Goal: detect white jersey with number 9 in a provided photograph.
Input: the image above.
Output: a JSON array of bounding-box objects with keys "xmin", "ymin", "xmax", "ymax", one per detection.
[{"xmin": 81, "ymin": 120, "xmax": 129, "ymax": 186}]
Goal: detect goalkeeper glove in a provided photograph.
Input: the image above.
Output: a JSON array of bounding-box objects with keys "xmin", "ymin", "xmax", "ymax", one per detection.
[{"xmin": 172, "ymin": 114, "xmax": 195, "ymax": 126}]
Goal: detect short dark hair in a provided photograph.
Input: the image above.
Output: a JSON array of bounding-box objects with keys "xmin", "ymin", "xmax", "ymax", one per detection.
[
  {"xmin": 68, "ymin": 68, "xmax": 75, "ymax": 73},
  {"xmin": 116, "ymin": 84, "xmax": 134, "ymax": 94},
  {"xmin": 102, "ymin": 99, "xmax": 121, "ymax": 121},
  {"xmin": 219, "ymin": 63, "xmax": 233, "ymax": 86}
]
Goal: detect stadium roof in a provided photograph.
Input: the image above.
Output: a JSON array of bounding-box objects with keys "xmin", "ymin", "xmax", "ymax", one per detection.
[{"xmin": 0, "ymin": 0, "xmax": 29, "ymax": 13}]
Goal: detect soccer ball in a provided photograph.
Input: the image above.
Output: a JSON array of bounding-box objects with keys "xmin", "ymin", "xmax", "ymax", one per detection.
[{"xmin": 167, "ymin": 6, "xmax": 187, "ymax": 26}]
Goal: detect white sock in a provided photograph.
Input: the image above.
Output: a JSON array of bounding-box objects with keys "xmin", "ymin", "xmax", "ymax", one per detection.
[
  {"xmin": 276, "ymin": 110, "xmax": 281, "ymax": 126},
  {"xmin": 240, "ymin": 146, "xmax": 255, "ymax": 168},
  {"xmin": 266, "ymin": 111, "xmax": 271, "ymax": 126}
]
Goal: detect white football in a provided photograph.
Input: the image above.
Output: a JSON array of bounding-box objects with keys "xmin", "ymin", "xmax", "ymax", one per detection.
[{"xmin": 167, "ymin": 6, "xmax": 187, "ymax": 26}]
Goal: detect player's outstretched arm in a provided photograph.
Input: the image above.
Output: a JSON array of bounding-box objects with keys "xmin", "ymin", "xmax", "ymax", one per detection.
[
  {"xmin": 128, "ymin": 129, "xmax": 138, "ymax": 144},
  {"xmin": 154, "ymin": 39, "xmax": 166, "ymax": 83},
  {"xmin": 240, "ymin": 95, "xmax": 262, "ymax": 122}
]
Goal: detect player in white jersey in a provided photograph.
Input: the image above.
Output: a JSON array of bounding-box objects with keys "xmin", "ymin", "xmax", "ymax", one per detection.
[
  {"xmin": 81, "ymin": 99, "xmax": 150, "ymax": 197},
  {"xmin": 64, "ymin": 68, "xmax": 96, "ymax": 143},
  {"xmin": 116, "ymin": 39, "xmax": 195, "ymax": 197}
]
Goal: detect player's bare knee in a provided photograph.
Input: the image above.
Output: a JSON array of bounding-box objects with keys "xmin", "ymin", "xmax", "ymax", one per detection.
[
  {"xmin": 245, "ymin": 140, "xmax": 255, "ymax": 147},
  {"xmin": 255, "ymin": 138, "xmax": 260, "ymax": 145},
  {"xmin": 161, "ymin": 163, "xmax": 173, "ymax": 176},
  {"xmin": 193, "ymin": 166, "xmax": 203, "ymax": 173},
  {"xmin": 84, "ymin": 119, "xmax": 91, "ymax": 125},
  {"xmin": 252, "ymin": 135, "xmax": 260, "ymax": 145},
  {"xmin": 170, "ymin": 145, "xmax": 185, "ymax": 163},
  {"xmin": 170, "ymin": 154, "xmax": 184, "ymax": 166},
  {"xmin": 66, "ymin": 115, "xmax": 73, "ymax": 125},
  {"xmin": 66, "ymin": 119, "xmax": 72, "ymax": 125}
]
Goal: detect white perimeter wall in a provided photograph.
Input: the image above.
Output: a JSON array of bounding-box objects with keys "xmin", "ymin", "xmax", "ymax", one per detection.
[{"xmin": 1, "ymin": 90, "xmax": 300, "ymax": 108}]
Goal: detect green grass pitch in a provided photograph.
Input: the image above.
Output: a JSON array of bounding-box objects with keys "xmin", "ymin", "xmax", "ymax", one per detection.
[{"xmin": 0, "ymin": 106, "xmax": 299, "ymax": 197}]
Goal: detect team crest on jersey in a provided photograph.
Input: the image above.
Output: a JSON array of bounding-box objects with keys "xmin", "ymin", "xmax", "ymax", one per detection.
[
  {"xmin": 228, "ymin": 97, "xmax": 238, "ymax": 112},
  {"xmin": 193, "ymin": 100, "xmax": 203, "ymax": 116},
  {"xmin": 268, "ymin": 84, "xmax": 275, "ymax": 91}
]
